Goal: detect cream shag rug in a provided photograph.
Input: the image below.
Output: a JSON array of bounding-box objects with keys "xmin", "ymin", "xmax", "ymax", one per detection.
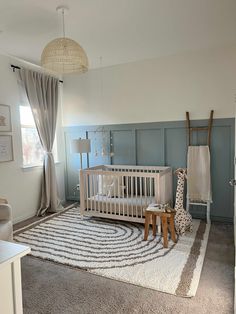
[{"xmin": 14, "ymin": 208, "xmax": 210, "ymax": 297}]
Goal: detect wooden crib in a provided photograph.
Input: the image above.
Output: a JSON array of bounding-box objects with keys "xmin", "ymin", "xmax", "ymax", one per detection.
[{"xmin": 79, "ymin": 165, "xmax": 172, "ymax": 223}]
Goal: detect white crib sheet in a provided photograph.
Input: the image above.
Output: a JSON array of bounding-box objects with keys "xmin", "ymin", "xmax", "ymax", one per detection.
[{"xmin": 87, "ymin": 195, "xmax": 156, "ymax": 206}]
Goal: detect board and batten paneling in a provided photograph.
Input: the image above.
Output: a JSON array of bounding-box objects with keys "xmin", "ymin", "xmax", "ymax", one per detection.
[
  {"xmin": 209, "ymin": 126, "xmax": 232, "ymax": 220},
  {"xmin": 87, "ymin": 130, "xmax": 110, "ymax": 167},
  {"xmin": 136, "ymin": 129, "xmax": 163, "ymax": 166},
  {"xmin": 111, "ymin": 130, "xmax": 135, "ymax": 165},
  {"xmin": 64, "ymin": 118, "xmax": 234, "ymax": 222},
  {"xmin": 165, "ymin": 127, "xmax": 188, "ymax": 203}
]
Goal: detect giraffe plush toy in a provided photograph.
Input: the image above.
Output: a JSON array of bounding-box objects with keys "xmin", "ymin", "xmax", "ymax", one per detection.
[{"xmin": 174, "ymin": 168, "xmax": 193, "ymax": 236}]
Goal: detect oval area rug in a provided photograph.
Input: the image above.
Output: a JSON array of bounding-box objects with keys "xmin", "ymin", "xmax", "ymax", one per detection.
[{"xmin": 14, "ymin": 207, "xmax": 210, "ymax": 297}]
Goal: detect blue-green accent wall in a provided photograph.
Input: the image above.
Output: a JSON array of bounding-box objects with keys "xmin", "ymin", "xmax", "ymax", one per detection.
[{"xmin": 64, "ymin": 118, "xmax": 235, "ymax": 223}]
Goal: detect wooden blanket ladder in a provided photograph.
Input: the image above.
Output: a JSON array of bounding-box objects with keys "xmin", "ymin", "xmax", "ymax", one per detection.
[{"xmin": 186, "ymin": 110, "xmax": 214, "ymax": 224}]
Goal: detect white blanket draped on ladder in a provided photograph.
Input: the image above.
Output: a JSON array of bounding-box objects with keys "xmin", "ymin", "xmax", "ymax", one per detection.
[{"xmin": 187, "ymin": 145, "xmax": 212, "ymax": 203}]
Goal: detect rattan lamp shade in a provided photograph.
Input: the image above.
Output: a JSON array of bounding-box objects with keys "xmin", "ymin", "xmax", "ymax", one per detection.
[{"xmin": 41, "ymin": 37, "xmax": 89, "ymax": 74}]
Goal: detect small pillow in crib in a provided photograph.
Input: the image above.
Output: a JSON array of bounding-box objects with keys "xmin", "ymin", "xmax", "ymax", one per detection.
[
  {"xmin": 98, "ymin": 175, "xmax": 125, "ymax": 197},
  {"xmin": 107, "ymin": 182, "xmax": 126, "ymax": 198}
]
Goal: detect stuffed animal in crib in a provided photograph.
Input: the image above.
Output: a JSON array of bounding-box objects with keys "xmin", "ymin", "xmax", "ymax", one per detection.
[{"xmin": 174, "ymin": 168, "xmax": 193, "ymax": 236}]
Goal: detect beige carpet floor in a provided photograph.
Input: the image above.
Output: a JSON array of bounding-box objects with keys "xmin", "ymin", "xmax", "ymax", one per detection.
[{"xmin": 20, "ymin": 222, "xmax": 234, "ymax": 314}]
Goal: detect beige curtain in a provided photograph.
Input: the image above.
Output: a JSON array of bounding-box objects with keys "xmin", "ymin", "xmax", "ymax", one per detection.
[{"xmin": 19, "ymin": 68, "xmax": 63, "ymax": 216}]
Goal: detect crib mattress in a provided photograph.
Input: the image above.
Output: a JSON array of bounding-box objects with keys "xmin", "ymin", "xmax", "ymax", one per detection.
[
  {"xmin": 87, "ymin": 195, "xmax": 155, "ymax": 206},
  {"xmin": 84, "ymin": 195, "xmax": 156, "ymax": 219}
]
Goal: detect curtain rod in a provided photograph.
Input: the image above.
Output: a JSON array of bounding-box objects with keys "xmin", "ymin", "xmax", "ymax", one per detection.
[{"xmin": 10, "ymin": 64, "xmax": 63, "ymax": 83}]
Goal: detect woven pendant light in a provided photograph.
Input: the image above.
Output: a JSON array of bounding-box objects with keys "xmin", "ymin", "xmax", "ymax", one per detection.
[{"xmin": 41, "ymin": 6, "xmax": 88, "ymax": 74}]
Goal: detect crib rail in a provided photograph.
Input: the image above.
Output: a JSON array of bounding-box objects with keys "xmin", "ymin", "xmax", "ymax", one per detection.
[
  {"xmin": 84, "ymin": 164, "xmax": 169, "ymax": 173},
  {"xmin": 80, "ymin": 165, "xmax": 172, "ymax": 223}
]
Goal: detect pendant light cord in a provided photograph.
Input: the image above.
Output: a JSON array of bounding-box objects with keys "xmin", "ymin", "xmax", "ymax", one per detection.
[
  {"xmin": 62, "ymin": 8, "xmax": 65, "ymax": 38},
  {"xmin": 100, "ymin": 56, "xmax": 103, "ymax": 106}
]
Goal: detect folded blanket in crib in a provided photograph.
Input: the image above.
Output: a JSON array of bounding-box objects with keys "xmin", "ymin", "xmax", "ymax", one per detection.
[{"xmin": 187, "ymin": 145, "xmax": 212, "ymax": 202}]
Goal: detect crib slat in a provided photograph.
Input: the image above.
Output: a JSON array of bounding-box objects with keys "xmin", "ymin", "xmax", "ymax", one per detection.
[
  {"xmin": 126, "ymin": 175, "xmax": 129, "ymax": 217},
  {"xmin": 149, "ymin": 177, "xmax": 152, "ymax": 196},
  {"xmin": 86, "ymin": 173, "xmax": 89, "ymax": 212},
  {"xmin": 113, "ymin": 174, "xmax": 116, "ymax": 216},
  {"xmin": 97, "ymin": 174, "xmax": 100, "ymax": 213},
  {"xmin": 118, "ymin": 175, "xmax": 121, "ymax": 216},
  {"xmin": 131, "ymin": 175, "xmax": 134, "ymax": 217},
  {"xmin": 122, "ymin": 175, "xmax": 125, "ymax": 216},
  {"xmin": 91, "ymin": 174, "xmax": 93, "ymax": 210},
  {"xmin": 89, "ymin": 173, "xmax": 92, "ymax": 212},
  {"xmin": 135, "ymin": 176, "xmax": 138, "ymax": 217},
  {"xmin": 92, "ymin": 175, "xmax": 97, "ymax": 212},
  {"xmin": 79, "ymin": 170, "xmax": 85, "ymax": 215},
  {"xmin": 155, "ymin": 173, "xmax": 161, "ymax": 204},
  {"xmin": 140, "ymin": 176, "xmax": 143, "ymax": 211},
  {"xmin": 109, "ymin": 177, "xmax": 112, "ymax": 215},
  {"xmin": 105, "ymin": 174, "xmax": 108, "ymax": 214},
  {"xmin": 101, "ymin": 174, "xmax": 104, "ymax": 214},
  {"xmin": 157, "ymin": 173, "xmax": 161, "ymax": 203},
  {"xmin": 144, "ymin": 177, "xmax": 147, "ymax": 201}
]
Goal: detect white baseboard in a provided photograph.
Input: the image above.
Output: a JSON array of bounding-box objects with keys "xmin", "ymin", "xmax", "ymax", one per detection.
[
  {"xmin": 13, "ymin": 212, "xmax": 36, "ymax": 224},
  {"xmin": 12, "ymin": 200, "xmax": 70, "ymax": 224}
]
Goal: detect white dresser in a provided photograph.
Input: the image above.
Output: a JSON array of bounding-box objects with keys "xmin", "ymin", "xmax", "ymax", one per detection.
[{"xmin": 0, "ymin": 241, "xmax": 30, "ymax": 314}]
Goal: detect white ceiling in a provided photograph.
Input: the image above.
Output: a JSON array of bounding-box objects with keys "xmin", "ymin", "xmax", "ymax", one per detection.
[{"xmin": 0, "ymin": 0, "xmax": 236, "ymax": 69}]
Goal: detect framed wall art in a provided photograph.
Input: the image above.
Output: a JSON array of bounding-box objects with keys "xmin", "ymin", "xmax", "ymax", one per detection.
[
  {"xmin": 0, "ymin": 135, "xmax": 13, "ymax": 162},
  {"xmin": 0, "ymin": 104, "xmax": 12, "ymax": 132}
]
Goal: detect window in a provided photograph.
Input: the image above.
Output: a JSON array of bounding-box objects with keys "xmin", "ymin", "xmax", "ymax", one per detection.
[{"xmin": 20, "ymin": 106, "xmax": 44, "ymax": 167}]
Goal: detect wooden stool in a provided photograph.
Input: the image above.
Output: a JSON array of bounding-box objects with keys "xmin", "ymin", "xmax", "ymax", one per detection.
[{"xmin": 144, "ymin": 210, "xmax": 177, "ymax": 248}]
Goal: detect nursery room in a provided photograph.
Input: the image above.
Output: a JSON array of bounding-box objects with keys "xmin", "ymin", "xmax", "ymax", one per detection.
[{"xmin": 0, "ymin": 0, "xmax": 235, "ymax": 313}]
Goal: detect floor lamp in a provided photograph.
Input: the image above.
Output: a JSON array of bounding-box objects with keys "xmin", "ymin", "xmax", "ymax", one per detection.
[
  {"xmin": 71, "ymin": 138, "xmax": 91, "ymax": 169},
  {"xmin": 71, "ymin": 138, "xmax": 91, "ymax": 199}
]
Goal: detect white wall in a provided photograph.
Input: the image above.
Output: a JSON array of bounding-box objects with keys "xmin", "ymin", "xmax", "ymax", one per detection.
[
  {"xmin": 63, "ymin": 45, "xmax": 236, "ymax": 126},
  {"xmin": 0, "ymin": 54, "xmax": 65, "ymax": 223}
]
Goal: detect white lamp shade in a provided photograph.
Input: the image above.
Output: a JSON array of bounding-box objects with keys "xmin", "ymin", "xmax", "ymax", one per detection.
[{"xmin": 71, "ymin": 139, "xmax": 91, "ymax": 154}]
